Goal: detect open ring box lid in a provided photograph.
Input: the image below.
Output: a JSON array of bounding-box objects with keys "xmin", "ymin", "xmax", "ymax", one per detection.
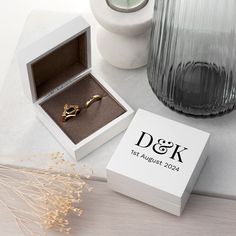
[{"xmin": 17, "ymin": 16, "xmax": 134, "ymax": 160}]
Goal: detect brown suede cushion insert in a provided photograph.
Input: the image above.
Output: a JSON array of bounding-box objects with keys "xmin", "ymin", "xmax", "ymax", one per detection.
[{"xmin": 41, "ymin": 74, "xmax": 126, "ymax": 144}]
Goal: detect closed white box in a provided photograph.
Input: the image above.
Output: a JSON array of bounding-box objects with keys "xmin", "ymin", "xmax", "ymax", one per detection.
[
  {"xmin": 17, "ymin": 16, "xmax": 133, "ymax": 160},
  {"xmin": 107, "ymin": 109, "xmax": 210, "ymax": 216}
]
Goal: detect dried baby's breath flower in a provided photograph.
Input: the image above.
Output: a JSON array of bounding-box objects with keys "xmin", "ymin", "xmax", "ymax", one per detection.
[{"xmin": 0, "ymin": 152, "xmax": 92, "ymax": 236}]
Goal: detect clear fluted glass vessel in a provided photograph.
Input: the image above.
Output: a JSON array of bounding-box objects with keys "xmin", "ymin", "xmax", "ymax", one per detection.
[{"xmin": 147, "ymin": 0, "xmax": 236, "ymax": 116}]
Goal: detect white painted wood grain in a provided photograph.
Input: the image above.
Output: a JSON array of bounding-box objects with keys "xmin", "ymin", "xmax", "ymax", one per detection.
[{"xmin": 0, "ymin": 180, "xmax": 235, "ymax": 236}]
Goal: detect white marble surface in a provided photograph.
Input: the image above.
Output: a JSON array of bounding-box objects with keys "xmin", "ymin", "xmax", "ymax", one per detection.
[{"xmin": 1, "ymin": 3, "xmax": 236, "ymax": 200}]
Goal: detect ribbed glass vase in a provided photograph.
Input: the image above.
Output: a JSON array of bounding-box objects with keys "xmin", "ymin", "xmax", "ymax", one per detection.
[{"xmin": 147, "ymin": 0, "xmax": 236, "ymax": 116}]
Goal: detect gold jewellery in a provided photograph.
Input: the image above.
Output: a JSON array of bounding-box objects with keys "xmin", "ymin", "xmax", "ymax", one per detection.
[
  {"xmin": 62, "ymin": 95, "xmax": 102, "ymax": 122},
  {"xmin": 85, "ymin": 95, "xmax": 103, "ymax": 108}
]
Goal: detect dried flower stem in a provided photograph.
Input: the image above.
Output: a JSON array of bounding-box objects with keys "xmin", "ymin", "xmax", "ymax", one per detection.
[{"xmin": 0, "ymin": 153, "xmax": 92, "ymax": 236}]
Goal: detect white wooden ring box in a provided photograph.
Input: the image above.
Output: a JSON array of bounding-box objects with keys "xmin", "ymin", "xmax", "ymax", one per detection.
[
  {"xmin": 107, "ymin": 109, "xmax": 210, "ymax": 216},
  {"xmin": 17, "ymin": 16, "xmax": 134, "ymax": 161}
]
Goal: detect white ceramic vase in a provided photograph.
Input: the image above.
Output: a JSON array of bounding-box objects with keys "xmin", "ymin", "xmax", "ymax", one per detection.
[{"xmin": 90, "ymin": 0, "xmax": 154, "ymax": 69}]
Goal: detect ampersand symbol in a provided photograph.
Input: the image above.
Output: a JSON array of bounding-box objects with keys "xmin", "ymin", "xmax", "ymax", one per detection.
[{"xmin": 153, "ymin": 139, "xmax": 174, "ymax": 155}]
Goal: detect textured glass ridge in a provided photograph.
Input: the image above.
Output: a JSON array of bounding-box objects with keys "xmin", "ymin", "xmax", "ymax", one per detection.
[{"xmin": 147, "ymin": 0, "xmax": 236, "ymax": 116}]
